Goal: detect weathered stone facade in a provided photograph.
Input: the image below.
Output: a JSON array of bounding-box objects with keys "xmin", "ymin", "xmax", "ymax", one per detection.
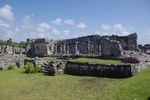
[
  {"xmin": 103, "ymin": 33, "xmax": 138, "ymax": 50},
  {"xmin": 140, "ymin": 44, "xmax": 150, "ymax": 54},
  {"xmin": 26, "ymin": 38, "xmax": 54, "ymax": 56},
  {"xmin": 26, "ymin": 33, "xmax": 138, "ymax": 57},
  {"xmin": 101, "ymin": 38, "xmax": 123, "ymax": 58},
  {"xmin": 64, "ymin": 61, "xmax": 149, "ymax": 78},
  {"xmin": 0, "ymin": 55, "xmax": 24, "ymax": 70}
]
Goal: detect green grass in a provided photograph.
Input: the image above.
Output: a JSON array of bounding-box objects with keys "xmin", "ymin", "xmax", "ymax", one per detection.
[
  {"xmin": 0, "ymin": 67, "xmax": 150, "ymax": 100},
  {"xmin": 38, "ymin": 56, "xmax": 59, "ymax": 60},
  {"xmin": 71, "ymin": 58, "xmax": 122, "ymax": 64},
  {"xmin": 23, "ymin": 56, "xmax": 122, "ymax": 64}
]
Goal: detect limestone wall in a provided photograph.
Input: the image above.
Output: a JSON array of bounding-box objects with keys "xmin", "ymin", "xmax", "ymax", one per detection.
[
  {"xmin": 64, "ymin": 61, "xmax": 148, "ymax": 78},
  {"xmin": 25, "ymin": 33, "xmax": 138, "ymax": 57},
  {"xmin": 57, "ymin": 35, "xmax": 101, "ymax": 54},
  {"xmin": 103, "ymin": 33, "xmax": 138, "ymax": 50},
  {"xmin": 101, "ymin": 38, "xmax": 123, "ymax": 58},
  {"xmin": 0, "ymin": 59, "xmax": 24, "ymax": 70}
]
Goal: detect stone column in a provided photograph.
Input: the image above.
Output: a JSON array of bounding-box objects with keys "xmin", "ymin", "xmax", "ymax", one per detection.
[
  {"xmin": 12, "ymin": 46, "xmax": 15, "ymax": 55},
  {"xmin": 60, "ymin": 45, "xmax": 63, "ymax": 54},
  {"xmin": 98, "ymin": 45, "xmax": 101, "ymax": 55},
  {"xmin": 86, "ymin": 41, "xmax": 91, "ymax": 54},
  {"xmin": 66, "ymin": 45, "xmax": 69, "ymax": 54},
  {"xmin": 54, "ymin": 43, "xmax": 57, "ymax": 55},
  {"xmin": 0, "ymin": 46, "xmax": 1, "ymax": 54},
  {"xmin": 62, "ymin": 43, "xmax": 66, "ymax": 55},
  {"xmin": 74, "ymin": 42, "xmax": 79, "ymax": 54},
  {"xmin": 20, "ymin": 46, "xmax": 22, "ymax": 55},
  {"xmin": 1, "ymin": 45, "xmax": 4, "ymax": 54},
  {"xmin": 5, "ymin": 45, "xmax": 9, "ymax": 54}
]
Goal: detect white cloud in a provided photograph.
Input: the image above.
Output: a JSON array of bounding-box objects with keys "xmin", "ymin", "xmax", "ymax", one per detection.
[
  {"xmin": 51, "ymin": 18, "xmax": 62, "ymax": 25},
  {"xmin": 63, "ymin": 30, "xmax": 70, "ymax": 35},
  {"xmin": 50, "ymin": 27, "xmax": 60, "ymax": 35},
  {"xmin": 114, "ymin": 24, "xmax": 125, "ymax": 31},
  {"xmin": 36, "ymin": 22, "xmax": 50, "ymax": 33},
  {"xmin": 0, "ymin": 5, "xmax": 15, "ymax": 41},
  {"xmin": 121, "ymin": 31, "xmax": 129, "ymax": 35},
  {"xmin": 77, "ymin": 23, "xmax": 87, "ymax": 29},
  {"xmin": 21, "ymin": 15, "xmax": 33, "ymax": 29},
  {"xmin": 64, "ymin": 19, "xmax": 74, "ymax": 25},
  {"xmin": 101, "ymin": 24, "xmax": 112, "ymax": 30},
  {"xmin": 0, "ymin": 5, "xmax": 14, "ymax": 22},
  {"xmin": 38, "ymin": 23, "xmax": 50, "ymax": 29},
  {"xmin": 0, "ymin": 20, "xmax": 11, "ymax": 28},
  {"xmin": 102, "ymin": 33, "xmax": 109, "ymax": 35},
  {"xmin": 100, "ymin": 23, "xmax": 130, "ymax": 36},
  {"xmin": 95, "ymin": 31, "xmax": 101, "ymax": 35},
  {"xmin": 38, "ymin": 33, "xmax": 45, "ymax": 38},
  {"xmin": 15, "ymin": 27, "xmax": 19, "ymax": 32}
]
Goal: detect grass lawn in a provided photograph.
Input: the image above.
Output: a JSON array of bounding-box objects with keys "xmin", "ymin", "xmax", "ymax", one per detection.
[
  {"xmin": 38, "ymin": 56, "xmax": 60, "ymax": 60},
  {"xmin": 26, "ymin": 57, "xmax": 122, "ymax": 64},
  {"xmin": 0, "ymin": 67, "xmax": 150, "ymax": 100},
  {"xmin": 70, "ymin": 57, "xmax": 122, "ymax": 64}
]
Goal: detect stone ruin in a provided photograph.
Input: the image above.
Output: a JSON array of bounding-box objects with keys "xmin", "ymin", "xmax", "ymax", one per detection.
[
  {"xmin": 0, "ymin": 45, "xmax": 24, "ymax": 55},
  {"xmin": 26, "ymin": 33, "xmax": 138, "ymax": 58},
  {"xmin": 25, "ymin": 38, "xmax": 54, "ymax": 56},
  {"xmin": 0, "ymin": 32, "xmax": 150, "ymax": 78},
  {"xmin": 138, "ymin": 44, "xmax": 150, "ymax": 54},
  {"xmin": 0, "ymin": 45, "xmax": 9, "ymax": 54}
]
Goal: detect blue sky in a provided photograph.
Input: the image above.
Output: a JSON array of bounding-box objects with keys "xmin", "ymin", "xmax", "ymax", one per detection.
[{"xmin": 0, "ymin": 0, "xmax": 150, "ymax": 44}]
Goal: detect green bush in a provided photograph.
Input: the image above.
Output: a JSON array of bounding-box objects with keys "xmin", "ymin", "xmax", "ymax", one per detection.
[
  {"xmin": 34, "ymin": 64, "xmax": 43, "ymax": 73},
  {"xmin": 7, "ymin": 65, "xmax": 16, "ymax": 70},
  {"xmin": 24, "ymin": 62, "xmax": 43, "ymax": 74}
]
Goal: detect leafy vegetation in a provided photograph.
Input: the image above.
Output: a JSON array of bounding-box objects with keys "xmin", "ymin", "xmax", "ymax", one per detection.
[
  {"xmin": 0, "ymin": 67, "xmax": 150, "ymax": 100},
  {"xmin": 0, "ymin": 38, "xmax": 26, "ymax": 48},
  {"xmin": 24, "ymin": 62, "xmax": 43, "ymax": 73},
  {"xmin": 7, "ymin": 64, "xmax": 16, "ymax": 70}
]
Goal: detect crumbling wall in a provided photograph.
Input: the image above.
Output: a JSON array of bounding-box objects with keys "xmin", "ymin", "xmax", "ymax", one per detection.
[
  {"xmin": 25, "ymin": 33, "xmax": 138, "ymax": 57},
  {"xmin": 0, "ymin": 59, "xmax": 24, "ymax": 70},
  {"xmin": 103, "ymin": 33, "xmax": 138, "ymax": 51},
  {"xmin": 26, "ymin": 38, "xmax": 54, "ymax": 56},
  {"xmin": 57, "ymin": 35, "xmax": 101, "ymax": 54},
  {"xmin": 101, "ymin": 38, "xmax": 123, "ymax": 58},
  {"xmin": 64, "ymin": 61, "xmax": 149, "ymax": 78}
]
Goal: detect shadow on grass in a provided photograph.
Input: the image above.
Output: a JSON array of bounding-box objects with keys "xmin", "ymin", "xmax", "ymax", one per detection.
[{"xmin": 147, "ymin": 97, "xmax": 150, "ymax": 100}]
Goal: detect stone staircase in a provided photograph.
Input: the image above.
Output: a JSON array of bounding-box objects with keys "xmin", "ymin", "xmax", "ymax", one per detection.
[
  {"xmin": 42, "ymin": 61, "xmax": 64, "ymax": 76},
  {"xmin": 43, "ymin": 61, "xmax": 56, "ymax": 76}
]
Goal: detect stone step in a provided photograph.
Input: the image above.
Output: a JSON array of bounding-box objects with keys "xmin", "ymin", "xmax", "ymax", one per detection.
[{"xmin": 43, "ymin": 68, "xmax": 54, "ymax": 71}]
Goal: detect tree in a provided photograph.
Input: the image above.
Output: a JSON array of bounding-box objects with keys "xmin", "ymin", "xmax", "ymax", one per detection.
[
  {"xmin": 19, "ymin": 41, "xmax": 26, "ymax": 48},
  {"xmin": 6, "ymin": 38, "xmax": 13, "ymax": 46}
]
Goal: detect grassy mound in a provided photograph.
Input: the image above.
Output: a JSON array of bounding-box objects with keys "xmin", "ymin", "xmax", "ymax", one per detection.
[{"xmin": 0, "ymin": 67, "xmax": 150, "ymax": 100}]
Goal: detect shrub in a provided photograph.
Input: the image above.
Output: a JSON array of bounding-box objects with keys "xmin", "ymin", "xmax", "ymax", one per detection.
[
  {"xmin": 7, "ymin": 65, "xmax": 16, "ymax": 70},
  {"xmin": 24, "ymin": 62, "xmax": 43, "ymax": 74},
  {"xmin": 121, "ymin": 57, "xmax": 140, "ymax": 64},
  {"xmin": 34, "ymin": 64, "xmax": 43, "ymax": 73}
]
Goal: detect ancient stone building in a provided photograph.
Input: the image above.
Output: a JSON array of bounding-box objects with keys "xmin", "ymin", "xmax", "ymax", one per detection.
[
  {"xmin": 26, "ymin": 38, "xmax": 54, "ymax": 56},
  {"xmin": 102, "ymin": 33, "xmax": 138, "ymax": 50},
  {"xmin": 26, "ymin": 33, "xmax": 138, "ymax": 57},
  {"xmin": 139, "ymin": 44, "xmax": 150, "ymax": 54},
  {"xmin": 101, "ymin": 38, "xmax": 123, "ymax": 57},
  {"xmin": 57, "ymin": 35, "xmax": 101, "ymax": 54}
]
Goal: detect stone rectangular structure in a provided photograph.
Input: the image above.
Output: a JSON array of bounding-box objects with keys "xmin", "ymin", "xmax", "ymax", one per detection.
[{"xmin": 25, "ymin": 33, "xmax": 138, "ymax": 57}]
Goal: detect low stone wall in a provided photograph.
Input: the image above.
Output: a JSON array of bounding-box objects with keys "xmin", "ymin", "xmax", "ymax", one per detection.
[
  {"xmin": 0, "ymin": 59, "xmax": 24, "ymax": 70},
  {"xmin": 64, "ymin": 61, "xmax": 149, "ymax": 78}
]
